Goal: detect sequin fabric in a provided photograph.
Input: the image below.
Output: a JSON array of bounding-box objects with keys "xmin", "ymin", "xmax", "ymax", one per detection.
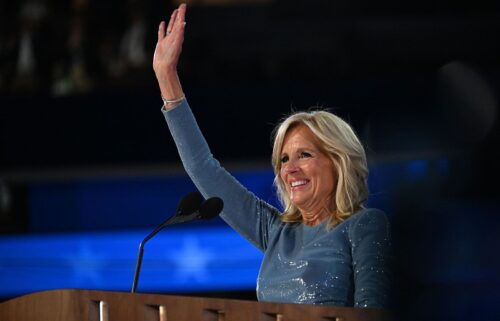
[
  {"xmin": 257, "ymin": 209, "xmax": 392, "ymax": 307},
  {"xmin": 163, "ymin": 100, "xmax": 392, "ymax": 308}
]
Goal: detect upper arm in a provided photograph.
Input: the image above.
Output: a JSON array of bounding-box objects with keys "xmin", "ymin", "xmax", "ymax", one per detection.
[{"xmin": 349, "ymin": 209, "xmax": 393, "ymax": 308}]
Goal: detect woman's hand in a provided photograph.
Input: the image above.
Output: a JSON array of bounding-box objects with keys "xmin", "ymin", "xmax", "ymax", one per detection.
[{"xmin": 153, "ymin": 3, "xmax": 186, "ymax": 105}]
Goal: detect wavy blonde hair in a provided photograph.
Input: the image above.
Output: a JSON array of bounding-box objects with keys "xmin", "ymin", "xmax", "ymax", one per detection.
[{"xmin": 271, "ymin": 109, "xmax": 369, "ymax": 228}]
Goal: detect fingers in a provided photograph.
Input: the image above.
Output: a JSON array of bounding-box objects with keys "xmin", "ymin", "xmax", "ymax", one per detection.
[
  {"xmin": 159, "ymin": 4, "xmax": 185, "ymax": 42},
  {"xmin": 156, "ymin": 3, "xmax": 186, "ymax": 57},
  {"xmin": 174, "ymin": 19, "xmax": 186, "ymax": 47},
  {"xmin": 166, "ymin": 9, "xmax": 178, "ymax": 36},
  {"xmin": 163, "ymin": 4, "xmax": 185, "ymax": 47},
  {"xmin": 173, "ymin": 4, "xmax": 186, "ymax": 33},
  {"xmin": 158, "ymin": 21, "xmax": 165, "ymax": 42}
]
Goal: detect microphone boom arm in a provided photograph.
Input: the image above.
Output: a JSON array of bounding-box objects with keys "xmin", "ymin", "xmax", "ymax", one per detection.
[{"xmin": 131, "ymin": 216, "xmax": 175, "ymax": 293}]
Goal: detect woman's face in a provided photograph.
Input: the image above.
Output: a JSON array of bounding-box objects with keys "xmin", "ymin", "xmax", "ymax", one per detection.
[{"xmin": 279, "ymin": 124, "xmax": 336, "ymax": 214}]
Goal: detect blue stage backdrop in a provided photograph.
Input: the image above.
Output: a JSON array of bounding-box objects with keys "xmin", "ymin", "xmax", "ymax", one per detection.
[{"xmin": 0, "ymin": 226, "xmax": 263, "ymax": 297}]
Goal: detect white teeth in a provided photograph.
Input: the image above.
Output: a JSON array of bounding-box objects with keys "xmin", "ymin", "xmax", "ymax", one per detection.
[{"xmin": 291, "ymin": 180, "xmax": 307, "ymax": 187}]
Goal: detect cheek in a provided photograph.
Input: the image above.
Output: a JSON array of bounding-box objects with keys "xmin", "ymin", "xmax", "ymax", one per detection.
[
  {"xmin": 279, "ymin": 170, "xmax": 288, "ymax": 191},
  {"xmin": 326, "ymin": 168, "xmax": 337, "ymax": 194},
  {"xmin": 314, "ymin": 161, "xmax": 336, "ymax": 192},
  {"xmin": 324, "ymin": 173, "xmax": 335, "ymax": 193}
]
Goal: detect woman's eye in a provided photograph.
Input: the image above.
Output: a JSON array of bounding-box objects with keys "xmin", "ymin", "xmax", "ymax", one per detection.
[
  {"xmin": 300, "ymin": 152, "xmax": 312, "ymax": 158},
  {"xmin": 280, "ymin": 155, "xmax": 289, "ymax": 163}
]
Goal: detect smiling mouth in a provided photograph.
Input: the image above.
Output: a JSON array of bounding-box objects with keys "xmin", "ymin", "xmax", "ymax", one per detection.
[{"xmin": 290, "ymin": 180, "xmax": 309, "ymax": 188}]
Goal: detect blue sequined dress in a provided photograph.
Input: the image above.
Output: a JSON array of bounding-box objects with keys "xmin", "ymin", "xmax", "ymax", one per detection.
[{"xmin": 162, "ymin": 100, "xmax": 392, "ymax": 308}]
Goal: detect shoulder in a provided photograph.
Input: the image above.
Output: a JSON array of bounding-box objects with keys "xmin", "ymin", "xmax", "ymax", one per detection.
[
  {"xmin": 346, "ymin": 208, "xmax": 391, "ymax": 239},
  {"xmin": 349, "ymin": 208, "xmax": 389, "ymax": 225}
]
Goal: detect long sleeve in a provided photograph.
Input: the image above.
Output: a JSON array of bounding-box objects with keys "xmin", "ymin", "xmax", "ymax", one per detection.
[
  {"xmin": 348, "ymin": 209, "xmax": 393, "ymax": 308},
  {"xmin": 162, "ymin": 100, "xmax": 282, "ymax": 251}
]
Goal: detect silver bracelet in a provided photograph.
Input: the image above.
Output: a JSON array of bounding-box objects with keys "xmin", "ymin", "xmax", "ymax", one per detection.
[{"xmin": 161, "ymin": 95, "xmax": 185, "ymax": 106}]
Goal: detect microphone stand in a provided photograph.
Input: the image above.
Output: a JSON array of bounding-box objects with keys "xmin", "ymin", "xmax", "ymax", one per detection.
[{"xmin": 131, "ymin": 216, "xmax": 174, "ymax": 293}]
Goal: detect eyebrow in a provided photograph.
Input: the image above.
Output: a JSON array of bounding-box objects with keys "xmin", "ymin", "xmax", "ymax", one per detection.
[{"xmin": 280, "ymin": 147, "xmax": 315, "ymax": 156}]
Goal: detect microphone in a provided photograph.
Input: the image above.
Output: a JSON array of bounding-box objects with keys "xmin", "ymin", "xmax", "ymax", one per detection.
[
  {"xmin": 170, "ymin": 195, "xmax": 223, "ymax": 224},
  {"xmin": 199, "ymin": 196, "xmax": 224, "ymax": 219},
  {"xmin": 131, "ymin": 192, "xmax": 224, "ymax": 293}
]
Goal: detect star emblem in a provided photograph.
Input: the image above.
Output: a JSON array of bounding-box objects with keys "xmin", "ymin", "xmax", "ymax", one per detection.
[{"xmin": 168, "ymin": 235, "xmax": 214, "ymax": 283}]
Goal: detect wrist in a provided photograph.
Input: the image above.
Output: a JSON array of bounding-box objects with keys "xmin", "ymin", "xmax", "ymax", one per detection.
[
  {"xmin": 157, "ymin": 74, "xmax": 183, "ymax": 99},
  {"xmin": 162, "ymin": 94, "xmax": 185, "ymax": 105},
  {"xmin": 161, "ymin": 94, "xmax": 185, "ymax": 110}
]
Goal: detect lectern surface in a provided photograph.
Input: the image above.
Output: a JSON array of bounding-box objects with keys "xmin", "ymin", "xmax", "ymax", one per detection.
[{"xmin": 0, "ymin": 289, "xmax": 392, "ymax": 321}]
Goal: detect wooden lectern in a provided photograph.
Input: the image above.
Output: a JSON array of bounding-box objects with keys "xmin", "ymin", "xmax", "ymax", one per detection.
[{"xmin": 0, "ymin": 289, "xmax": 392, "ymax": 321}]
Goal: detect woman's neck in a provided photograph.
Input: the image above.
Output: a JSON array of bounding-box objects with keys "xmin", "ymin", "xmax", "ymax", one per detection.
[
  {"xmin": 301, "ymin": 209, "xmax": 330, "ymax": 227},
  {"xmin": 298, "ymin": 197, "xmax": 335, "ymax": 227}
]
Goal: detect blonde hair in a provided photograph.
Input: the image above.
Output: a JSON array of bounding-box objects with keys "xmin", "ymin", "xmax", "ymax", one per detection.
[{"xmin": 271, "ymin": 109, "xmax": 369, "ymax": 228}]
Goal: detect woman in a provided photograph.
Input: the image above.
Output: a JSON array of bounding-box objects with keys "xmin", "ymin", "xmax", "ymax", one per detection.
[{"xmin": 153, "ymin": 3, "xmax": 392, "ymax": 308}]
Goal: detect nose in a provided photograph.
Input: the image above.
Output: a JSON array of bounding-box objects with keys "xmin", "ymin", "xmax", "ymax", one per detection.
[{"xmin": 282, "ymin": 159, "xmax": 299, "ymax": 174}]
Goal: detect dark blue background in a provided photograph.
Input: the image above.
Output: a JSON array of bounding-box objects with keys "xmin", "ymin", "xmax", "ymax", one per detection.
[{"xmin": 1, "ymin": 1, "xmax": 499, "ymax": 320}]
